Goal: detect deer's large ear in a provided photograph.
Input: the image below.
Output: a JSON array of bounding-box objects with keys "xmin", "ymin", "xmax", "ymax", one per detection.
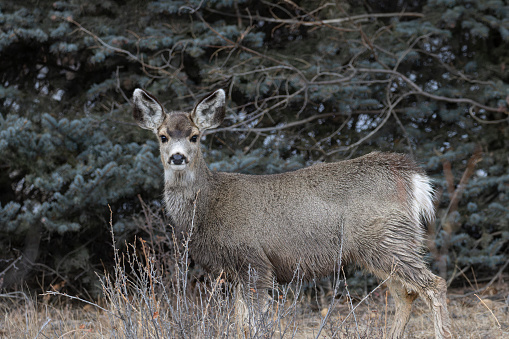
[
  {"xmin": 132, "ymin": 89, "xmax": 165, "ymax": 132},
  {"xmin": 191, "ymin": 89, "xmax": 225, "ymax": 131}
]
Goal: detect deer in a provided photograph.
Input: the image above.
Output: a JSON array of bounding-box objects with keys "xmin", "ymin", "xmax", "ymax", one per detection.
[{"xmin": 132, "ymin": 88, "xmax": 452, "ymax": 339}]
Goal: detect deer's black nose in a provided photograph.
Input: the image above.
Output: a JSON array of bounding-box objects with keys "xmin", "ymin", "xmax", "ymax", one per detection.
[{"xmin": 170, "ymin": 153, "xmax": 187, "ymax": 165}]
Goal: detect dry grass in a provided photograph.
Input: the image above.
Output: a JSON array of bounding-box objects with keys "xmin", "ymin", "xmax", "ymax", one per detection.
[
  {"xmin": 2, "ymin": 205, "xmax": 507, "ymax": 338},
  {"xmin": 1, "ymin": 283, "xmax": 508, "ymax": 338},
  {"xmin": 2, "ymin": 255, "xmax": 508, "ymax": 339},
  {"xmin": 0, "ymin": 292, "xmax": 108, "ymax": 338}
]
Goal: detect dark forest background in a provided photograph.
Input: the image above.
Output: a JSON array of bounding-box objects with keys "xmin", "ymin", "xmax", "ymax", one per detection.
[{"xmin": 1, "ymin": 0, "xmax": 508, "ymax": 296}]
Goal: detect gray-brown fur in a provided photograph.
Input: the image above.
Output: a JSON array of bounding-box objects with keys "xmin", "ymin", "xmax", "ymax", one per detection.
[{"xmin": 132, "ymin": 88, "xmax": 452, "ymax": 339}]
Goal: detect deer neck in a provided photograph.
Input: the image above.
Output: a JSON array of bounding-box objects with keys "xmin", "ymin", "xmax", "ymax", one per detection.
[{"xmin": 163, "ymin": 154, "xmax": 211, "ymax": 230}]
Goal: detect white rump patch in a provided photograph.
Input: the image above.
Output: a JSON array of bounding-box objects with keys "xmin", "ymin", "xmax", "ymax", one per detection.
[{"xmin": 411, "ymin": 173, "xmax": 435, "ymax": 224}]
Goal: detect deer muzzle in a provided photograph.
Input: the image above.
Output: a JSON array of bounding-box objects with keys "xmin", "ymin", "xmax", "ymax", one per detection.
[{"xmin": 170, "ymin": 153, "xmax": 187, "ymax": 166}]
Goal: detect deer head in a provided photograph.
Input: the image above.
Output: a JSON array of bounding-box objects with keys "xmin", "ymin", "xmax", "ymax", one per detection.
[{"xmin": 132, "ymin": 88, "xmax": 225, "ymax": 172}]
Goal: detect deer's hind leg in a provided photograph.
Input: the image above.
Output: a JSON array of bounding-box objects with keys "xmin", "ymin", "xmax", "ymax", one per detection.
[
  {"xmin": 414, "ymin": 272, "xmax": 452, "ymax": 339},
  {"xmin": 358, "ymin": 222, "xmax": 452, "ymax": 338},
  {"xmin": 386, "ymin": 279, "xmax": 418, "ymax": 339},
  {"xmin": 389, "ymin": 266, "xmax": 452, "ymax": 339}
]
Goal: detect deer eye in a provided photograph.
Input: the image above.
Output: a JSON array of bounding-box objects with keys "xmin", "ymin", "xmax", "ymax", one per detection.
[
  {"xmin": 190, "ymin": 135, "xmax": 198, "ymax": 143},
  {"xmin": 160, "ymin": 135, "xmax": 168, "ymax": 143}
]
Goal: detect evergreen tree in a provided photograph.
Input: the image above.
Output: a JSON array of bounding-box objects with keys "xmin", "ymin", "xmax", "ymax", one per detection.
[{"xmin": 1, "ymin": 0, "xmax": 507, "ymax": 292}]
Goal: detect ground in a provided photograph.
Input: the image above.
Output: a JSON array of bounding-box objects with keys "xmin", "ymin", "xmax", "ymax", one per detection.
[{"xmin": 1, "ymin": 281, "xmax": 507, "ymax": 338}]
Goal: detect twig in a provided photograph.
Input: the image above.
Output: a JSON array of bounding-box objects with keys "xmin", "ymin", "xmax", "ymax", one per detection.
[
  {"xmin": 356, "ymin": 68, "xmax": 502, "ymax": 113},
  {"xmin": 181, "ymin": 189, "xmax": 200, "ymax": 312},
  {"xmin": 65, "ymin": 17, "xmax": 139, "ymax": 61},
  {"xmin": 474, "ymin": 293, "xmax": 502, "ymax": 330},
  {"xmin": 391, "ymin": 110, "xmax": 414, "ymax": 157},
  {"xmin": 202, "ymin": 270, "xmax": 224, "ymax": 331},
  {"xmin": 384, "ymin": 290, "xmax": 389, "ymax": 339},
  {"xmin": 482, "ymin": 258, "xmax": 509, "ymax": 293},
  {"xmin": 206, "ymin": 9, "xmax": 424, "ymax": 26},
  {"xmin": 41, "ymin": 291, "xmax": 115, "ymax": 316},
  {"xmin": 208, "ymin": 112, "xmax": 335, "ymax": 134},
  {"xmin": 468, "ymin": 106, "xmax": 509, "ymax": 124},
  {"xmin": 331, "ymin": 272, "xmax": 395, "ymax": 338},
  {"xmin": 325, "ymin": 90, "xmax": 414, "ymax": 156},
  {"xmin": 342, "ymin": 266, "xmax": 361, "ymax": 339},
  {"xmin": 34, "ymin": 318, "xmax": 52, "ymax": 339},
  {"xmin": 447, "ymin": 264, "xmax": 471, "ymax": 287},
  {"xmin": 440, "ymin": 146, "xmax": 483, "ymax": 234},
  {"xmin": 0, "ymin": 256, "xmax": 23, "ymax": 279}
]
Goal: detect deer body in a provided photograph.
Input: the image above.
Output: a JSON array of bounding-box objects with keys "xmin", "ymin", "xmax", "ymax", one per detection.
[{"xmin": 133, "ymin": 88, "xmax": 452, "ymax": 339}]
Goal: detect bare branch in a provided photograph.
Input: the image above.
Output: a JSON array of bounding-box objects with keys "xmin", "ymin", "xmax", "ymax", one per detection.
[
  {"xmin": 468, "ymin": 106, "xmax": 509, "ymax": 124},
  {"xmin": 357, "ymin": 68, "xmax": 502, "ymax": 113},
  {"xmin": 207, "ymin": 112, "xmax": 335, "ymax": 134},
  {"xmin": 206, "ymin": 9, "xmax": 424, "ymax": 26},
  {"xmin": 325, "ymin": 91, "xmax": 415, "ymax": 156}
]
